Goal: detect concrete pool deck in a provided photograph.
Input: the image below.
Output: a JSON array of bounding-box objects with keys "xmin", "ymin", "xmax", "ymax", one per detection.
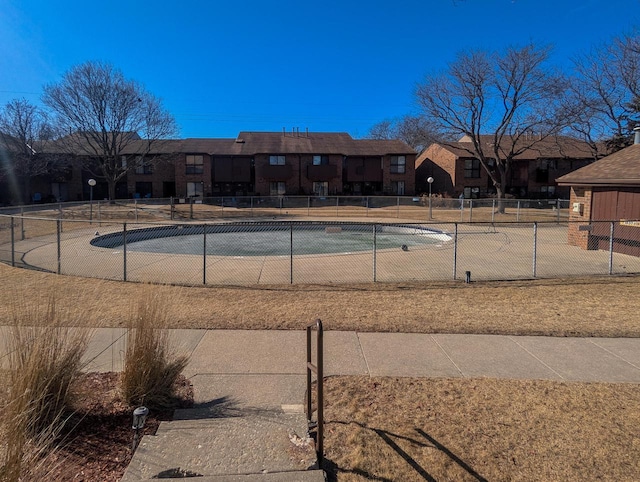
[{"xmin": 5, "ymin": 221, "xmax": 640, "ymax": 284}]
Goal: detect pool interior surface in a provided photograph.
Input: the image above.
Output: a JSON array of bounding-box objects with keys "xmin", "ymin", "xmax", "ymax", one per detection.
[{"xmin": 107, "ymin": 224, "xmax": 445, "ymax": 256}]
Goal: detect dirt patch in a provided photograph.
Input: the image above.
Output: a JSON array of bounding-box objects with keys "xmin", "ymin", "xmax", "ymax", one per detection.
[
  {"xmin": 322, "ymin": 376, "xmax": 640, "ymax": 481},
  {"xmin": 0, "ymin": 263, "xmax": 639, "ymax": 337}
]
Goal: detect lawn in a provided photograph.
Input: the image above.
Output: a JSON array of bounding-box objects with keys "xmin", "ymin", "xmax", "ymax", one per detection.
[
  {"xmin": 1, "ymin": 262, "xmax": 639, "ymax": 480},
  {"xmin": 0, "ymin": 263, "xmax": 639, "ymax": 337}
]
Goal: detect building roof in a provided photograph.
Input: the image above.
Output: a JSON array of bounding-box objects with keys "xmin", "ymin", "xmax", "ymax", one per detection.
[
  {"xmin": 556, "ymin": 144, "xmax": 640, "ymax": 186},
  {"xmin": 37, "ymin": 131, "xmax": 415, "ymax": 157},
  {"xmin": 432, "ymin": 135, "xmax": 595, "ymax": 160}
]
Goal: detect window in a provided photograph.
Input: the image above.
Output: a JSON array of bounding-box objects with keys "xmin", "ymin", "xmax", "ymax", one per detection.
[
  {"xmin": 135, "ymin": 162, "xmax": 153, "ymax": 174},
  {"xmin": 269, "ymin": 155, "xmax": 286, "ymax": 165},
  {"xmin": 187, "ymin": 182, "xmax": 203, "ymax": 198},
  {"xmin": 313, "ymin": 181, "xmax": 329, "ymax": 196},
  {"xmin": 270, "ymin": 182, "xmax": 286, "ymax": 196},
  {"xmin": 464, "ymin": 159, "xmax": 480, "ymax": 178},
  {"xmin": 313, "ymin": 155, "xmax": 329, "ymax": 166},
  {"xmin": 186, "ymin": 155, "xmax": 204, "ymax": 174},
  {"xmin": 392, "ymin": 181, "xmax": 405, "ymax": 195},
  {"xmin": 390, "ymin": 156, "xmax": 406, "ymax": 174}
]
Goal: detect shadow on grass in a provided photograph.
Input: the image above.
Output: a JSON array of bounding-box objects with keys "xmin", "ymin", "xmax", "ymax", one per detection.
[{"xmin": 325, "ymin": 420, "xmax": 487, "ymax": 482}]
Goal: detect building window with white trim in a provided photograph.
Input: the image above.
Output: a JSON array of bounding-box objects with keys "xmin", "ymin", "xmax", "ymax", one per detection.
[
  {"xmin": 187, "ymin": 182, "xmax": 203, "ymax": 198},
  {"xmin": 186, "ymin": 155, "xmax": 204, "ymax": 174},
  {"xmin": 270, "ymin": 181, "xmax": 286, "ymax": 196},
  {"xmin": 390, "ymin": 156, "xmax": 406, "ymax": 174},
  {"xmin": 313, "ymin": 181, "xmax": 329, "ymax": 196},
  {"xmin": 269, "ymin": 155, "xmax": 286, "ymax": 165}
]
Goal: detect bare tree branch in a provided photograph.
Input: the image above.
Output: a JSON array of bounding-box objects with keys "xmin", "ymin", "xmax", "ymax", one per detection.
[
  {"xmin": 416, "ymin": 44, "xmax": 569, "ymax": 211},
  {"xmin": 42, "ymin": 61, "xmax": 178, "ymax": 201}
]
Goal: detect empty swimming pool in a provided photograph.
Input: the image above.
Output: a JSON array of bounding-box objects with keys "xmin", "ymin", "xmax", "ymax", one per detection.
[{"xmin": 91, "ymin": 223, "xmax": 449, "ymax": 256}]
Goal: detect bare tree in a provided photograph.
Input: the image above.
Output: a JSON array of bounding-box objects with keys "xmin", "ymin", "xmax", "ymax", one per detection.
[
  {"xmin": 0, "ymin": 98, "xmax": 57, "ymax": 203},
  {"xmin": 568, "ymin": 32, "xmax": 640, "ymax": 154},
  {"xmin": 43, "ymin": 61, "xmax": 178, "ymax": 201},
  {"xmin": 367, "ymin": 115, "xmax": 438, "ymax": 152},
  {"xmin": 416, "ymin": 45, "xmax": 569, "ymax": 211}
]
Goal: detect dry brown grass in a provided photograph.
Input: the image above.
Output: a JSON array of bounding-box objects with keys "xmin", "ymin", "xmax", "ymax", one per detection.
[
  {"xmin": 120, "ymin": 289, "xmax": 189, "ymax": 408},
  {"xmin": 0, "ymin": 263, "xmax": 638, "ymax": 337},
  {"xmin": 323, "ymin": 376, "xmax": 640, "ymax": 481}
]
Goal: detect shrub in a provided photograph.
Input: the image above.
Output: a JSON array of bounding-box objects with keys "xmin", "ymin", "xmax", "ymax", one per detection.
[
  {"xmin": 120, "ymin": 289, "xmax": 189, "ymax": 408},
  {"xmin": 0, "ymin": 297, "xmax": 90, "ymax": 481}
]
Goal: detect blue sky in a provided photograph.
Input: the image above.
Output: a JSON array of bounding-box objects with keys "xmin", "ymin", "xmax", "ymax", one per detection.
[{"xmin": 1, "ymin": 0, "xmax": 639, "ymax": 139}]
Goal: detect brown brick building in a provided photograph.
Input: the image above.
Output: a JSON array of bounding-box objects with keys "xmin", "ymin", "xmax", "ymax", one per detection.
[
  {"xmin": 1, "ymin": 131, "xmax": 416, "ymax": 204},
  {"xmin": 415, "ymin": 135, "xmax": 595, "ymax": 199},
  {"xmin": 557, "ymin": 142, "xmax": 640, "ymax": 257}
]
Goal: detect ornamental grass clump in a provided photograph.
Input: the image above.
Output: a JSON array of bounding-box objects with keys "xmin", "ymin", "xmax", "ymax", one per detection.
[
  {"xmin": 0, "ymin": 297, "xmax": 90, "ymax": 481},
  {"xmin": 120, "ymin": 290, "xmax": 189, "ymax": 409}
]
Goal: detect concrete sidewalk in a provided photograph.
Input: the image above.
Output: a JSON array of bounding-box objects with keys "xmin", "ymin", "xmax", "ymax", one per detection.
[
  {"xmin": 81, "ymin": 328, "xmax": 640, "ymax": 383},
  {"xmin": 5, "ymin": 328, "xmax": 640, "ymax": 480}
]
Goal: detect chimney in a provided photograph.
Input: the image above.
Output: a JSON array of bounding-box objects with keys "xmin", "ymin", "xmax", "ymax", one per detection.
[{"xmin": 634, "ymin": 126, "xmax": 640, "ymax": 145}]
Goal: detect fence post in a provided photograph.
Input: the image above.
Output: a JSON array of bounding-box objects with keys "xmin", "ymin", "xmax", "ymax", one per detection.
[
  {"xmin": 57, "ymin": 219, "xmax": 61, "ymax": 275},
  {"xmin": 372, "ymin": 224, "xmax": 377, "ymax": 282},
  {"xmin": 366, "ymin": 197, "xmax": 369, "ymax": 217},
  {"xmin": 469, "ymin": 200, "xmax": 473, "ymax": 223},
  {"xmin": 336, "ymin": 196, "xmax": 339, "ymax": 217},
  {"xmin": 556, "ymin": 199, "xmax": 561, "ymax": 223},
  {"xmin": 396, "ymin": 196, "xmax": 400, "ymax": 218},
  {"xmin": 221, "ymin": 197, "xmax": 225, "ymax": 219},
  {"xmin": 251, "ymin": 196, "xmax": 254, "ymax": 217},
  {"xmin": 135, "ymin": 199, "xmax": 138, "ymax": 222},
  {"xmin": 307, "ymin": 196, "xmax": 310, "ymax": 216},
  {"xmin": 203, "ymin": 224, "xmax": 207, "ymax": 285},
  {"xmin": 190, "ymin": 198, "xmax": 194, "ymax": 220},
  {"xmin": 98, "ymin": 200, "xmax": 101, "ymax": 222},
  {"xmin": 491, "ymin": 199, "xmax": 496, "ymax": 223},
  {"xmin": 608, "ymin": 221, "xmax": 615, "ymax": 275},
  {"xmin": 170, "ymin": 197, "xmax": 175, "ymax": 220},
  {"xmin": 10, "ymin": 216, "xmax": 15, "ymax": 267},
  {"xmin": 123, "ymin": 222, "xmax": 127, "ymax": 282},
  {"xmin": 453, "ymin": 223, "xmax": 458, "ymax": 280},
  {"xmin": 516, "ymin": 201, "xmax": 521, "ymax": 222},
  {"xmin": 532, "ymin": 222, "xmax": 538, "ymax": 278},
  {"xmin": 290, "ymin": 223, "xmax": 294, "ymax": 284},
  {"xmin": 20, "ymin": 207, "xmax": 25, "ymax": 240}
]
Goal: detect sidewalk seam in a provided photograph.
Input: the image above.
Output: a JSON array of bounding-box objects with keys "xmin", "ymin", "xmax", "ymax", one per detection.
[
  {"xmin": 508, "ymin": 337, "xmax": 566, "ymax": 380},
  {"xmin": 430, "ymin": 335, "xmax": 465, "ymax": 377},
  {"xmin": 588, "ymin": 339, "xmax": 640, "ymax": 371}
]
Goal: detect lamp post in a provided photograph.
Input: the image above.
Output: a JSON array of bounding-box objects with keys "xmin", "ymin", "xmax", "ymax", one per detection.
[
  {"xmin": 427, "ymin": 177, "xmax": 434, "ymax": 220},
  {"xmin": 88, "ymin": 179, "xmax": 96, "ymax": 224}
]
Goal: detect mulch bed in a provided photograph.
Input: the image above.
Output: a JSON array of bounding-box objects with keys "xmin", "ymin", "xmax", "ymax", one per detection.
[{"xmin": 44, "ymin": 372, "xmax": 193, "ymax": 481}]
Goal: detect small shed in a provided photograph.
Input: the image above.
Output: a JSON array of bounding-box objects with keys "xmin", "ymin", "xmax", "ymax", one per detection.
[{"xmin": 557, "ymin": 141, "xmax": 640, "ymax": 257}]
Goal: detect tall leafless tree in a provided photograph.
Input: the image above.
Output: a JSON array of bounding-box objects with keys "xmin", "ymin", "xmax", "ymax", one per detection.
[
  {"xmin": 43, "ymin": 61, "xmax": 178, "ymax": 201},
  {"xmin": 567, "ymin": 32, "xmax": 640, "ymax": 154},
  {"xmin": 0, "ymin": 98, "xmax": 57, "ymax": 203},
  {"xmin": 367, "ymin": 115, "xmax": 439, "ymax": 153},
  {"xmin": 416, "ymin": 45, "xmax": 569, "ymax": 211}
]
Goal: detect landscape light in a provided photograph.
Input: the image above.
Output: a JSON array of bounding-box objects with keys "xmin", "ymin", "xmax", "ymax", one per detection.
[{"xmin": 132, "ymin": 406, "xmax": 149, "ymax": 451}]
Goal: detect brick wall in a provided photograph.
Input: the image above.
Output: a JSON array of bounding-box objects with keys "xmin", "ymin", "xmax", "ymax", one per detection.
[{"xmin": 566, "ymin": 186, "xmax": 593, "ymax": 249}]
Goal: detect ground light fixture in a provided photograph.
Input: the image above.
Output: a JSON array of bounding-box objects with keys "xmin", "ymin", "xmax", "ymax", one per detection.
[{"xmin": 132, "ymin": 406, "xmax": 149, "ymax": 451}]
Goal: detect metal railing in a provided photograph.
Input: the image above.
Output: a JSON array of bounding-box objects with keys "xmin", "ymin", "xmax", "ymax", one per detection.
[{"xmin": 306, "ymin": 319, "xmax": 323, "ymax": 467}]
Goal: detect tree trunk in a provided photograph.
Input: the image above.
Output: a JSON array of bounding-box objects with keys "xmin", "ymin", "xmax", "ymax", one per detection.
[
  {"xmin": 495, "ymin": 186, "xmax": 506, "ymax": 214},
  {"xmin": 107, "ymin": 181, "xmax": 116, "ymax": 204}
]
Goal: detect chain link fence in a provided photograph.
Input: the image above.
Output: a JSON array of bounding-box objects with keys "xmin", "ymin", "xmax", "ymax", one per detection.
[
  {"xmin": 2, "ymin": 210, "xmax": 639, "ymax": 285},
  {"xmin": 0, "ymin": 196, "xmax": 570, "ymax": 223}
]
